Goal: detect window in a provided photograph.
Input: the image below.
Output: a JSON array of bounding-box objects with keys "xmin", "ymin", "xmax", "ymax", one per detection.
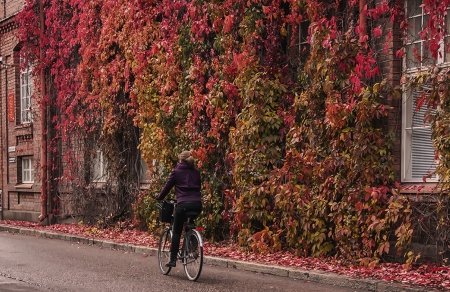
[
  {"xmin": 21, "ymin": 156, "xmax": 34, "ymax": 183},
  {"xmin": 20, "ymin": 57, "xmax": 32, "ymax": 123},
  {"xmin": 286, "ymin": 18, "xmax": 310, "ymax": 66},
  {"xmin": 402, "ymin": 86, "xmax": 437, "ymax": 181},
  {"xmin": 92, "ymin": 150, "xmax": 107, "ymax": 182},
  {"xmin": 140, "ymin": 156, "xmax": 150, "ymax": 183},
  {"xmin": 401, "ymin": 0, "xmax": 448, "ymax": 182},
  {"xmin": 299, "ymin": 20, "xmax": 310, "ymax": 63},
  {"xmin": 405, "ymin": 1, "xmax": 450, "ymax": 69}
]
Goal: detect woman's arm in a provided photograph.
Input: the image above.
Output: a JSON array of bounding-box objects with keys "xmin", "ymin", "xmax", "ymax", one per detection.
[{"xmin": 156, "ymin": 170, "xmax": 177, "ymax": 200}]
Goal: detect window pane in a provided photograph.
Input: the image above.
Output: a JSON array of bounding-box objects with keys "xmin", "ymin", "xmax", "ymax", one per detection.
[
  {"xmin": 423, "ymin": 14, "xmax": 428, "ymax": 29},
  {"xmin": 411, "ymin": 128, "xmax": 436, "ymax": 178},
  {"xmin": 20, "ymin": 60, "xmax": 32, "ymax": 123},
  {"xmin": 300, "ymin": 21, "xmax": 309, "ymax": 43},
  {"xmin": 407, "ymin": 0, "xmax": 421, "ymax": 18},
  {"xmin": 412, "ymin": 88, "xmax": 434, "ymax": 126},
  {"xmin": 444, "ymin": 36, "xmax": 450, "ymax": 63},
  {"xmin": 140, "ymin": 157, "xmax": 149, "ymax": 182},
  {"xmin": 407, "ymin": 16, "xmax": 422, "ymax": 41},
  {"xmin": 22, "ymin": 158, "xmax": 33, "ymax": 183},
  {"xmin": 422, "ymin": 42, "xmax": 436, "ymax": 66},
  {"xmin": 92, "ymin": 151, "xmax": 107, "ymax": 182},
  {"xmin": 406, "ymin": 43, "xmax": 420, "ymax": 68},
  {"xmin": 407, "ymin": 87, "xmax": 437, "ymax": 180}
]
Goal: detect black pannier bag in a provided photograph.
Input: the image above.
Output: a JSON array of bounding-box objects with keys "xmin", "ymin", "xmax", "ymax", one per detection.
[{"xmin": 159, "ymin": 200, "xmax": 175, "ymax": 223}]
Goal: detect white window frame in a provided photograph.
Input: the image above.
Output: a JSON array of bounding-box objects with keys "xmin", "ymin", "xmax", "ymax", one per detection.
[
  {"xmin": 401, "ymin": 85, "xmax": 438, "ymax": 182},
  {"xmin": 20, "ymin": 57, "xmax": 32, "ymax": 124},
  {"xmin": 401, "ymin": 1, "xmax": 449, "ymax": 182},
  {"xmin": 22, "ymin": 156, "xmax": 34, "ymax": 183}
]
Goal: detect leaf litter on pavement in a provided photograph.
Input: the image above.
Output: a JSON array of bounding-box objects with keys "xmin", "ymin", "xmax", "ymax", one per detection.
[{"xmin": 1, "ymin": 219, "xmax": 449, "ymax": 291}]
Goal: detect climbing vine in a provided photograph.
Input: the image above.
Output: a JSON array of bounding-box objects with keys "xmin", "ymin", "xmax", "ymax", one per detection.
[{"xmin": 15, "ymin": 0, "xmax": 450, "ymax": 263}]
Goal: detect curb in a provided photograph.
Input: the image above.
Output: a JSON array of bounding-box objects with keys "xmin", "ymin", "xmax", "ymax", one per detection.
[{"xmin": 0, "ymin": 224, "xmax": 438, "ymax": 292}]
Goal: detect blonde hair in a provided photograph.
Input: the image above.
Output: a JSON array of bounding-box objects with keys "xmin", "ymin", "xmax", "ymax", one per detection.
[{"xmin": 179, "ymin": 150, "xmax": 195, "ymax": 168}]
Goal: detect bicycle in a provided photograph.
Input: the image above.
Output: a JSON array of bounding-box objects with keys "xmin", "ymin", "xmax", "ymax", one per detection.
[{"xmin": 157, "ymin": 199, "xmax": 204, "ymax": 281}]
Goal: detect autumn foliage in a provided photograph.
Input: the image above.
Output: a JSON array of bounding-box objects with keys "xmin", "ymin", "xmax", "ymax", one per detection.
[{"xmin": 15, "ymin": 0, "xmax": 450, "ymax": 264}]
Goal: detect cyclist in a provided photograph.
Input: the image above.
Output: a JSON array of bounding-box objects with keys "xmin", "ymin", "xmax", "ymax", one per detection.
[{"xmin": 156, "ymin": 150, "xmax": 202, "ymax": 267}]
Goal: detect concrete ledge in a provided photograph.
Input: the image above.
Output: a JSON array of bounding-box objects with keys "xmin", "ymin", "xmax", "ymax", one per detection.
[
  {"xmin": 42, "ymin": 232, "xmax": 63, "ymax": 240},
  {"xmin": 19, "ymin": 228, "xmax": 36, "ymax": 236},
  {"xmin": 120, "ymin": 245, "xmax": 135, "ymax": 253},
  {"xmin": 204, "ymin": 256, "xmax": 228, "ymax": 268},
  {"xmin": 377, "ymin": 282, "xmax": 431, "ymax": 292},
  {"xmin": 100, "ymin": 240, "xmax": 117, "ymax": 249},
  {"xmin": 2, "ymin": 211, "xmax": 41, "ymax": 223},
  {"xmin": 345, "ymin": 277, "xmax": 378, "ymax": 291},
  {"xmin": 134, "ymin": 245, "xmax": 155, "ymax": 256},
  {"xmin": 72, "ymin": 236, "xmax": 90, "ymax": 245},
  {"xmin": 228, "ymin": 260, "xmax": 290, "ymax": 277},
  {"xmin": 288, "ymin": 268, "xmax": 310, "ymax": 280},
  {"xmin": 0, "ymin": 225, "xmax": 18, "ymax": 233}
]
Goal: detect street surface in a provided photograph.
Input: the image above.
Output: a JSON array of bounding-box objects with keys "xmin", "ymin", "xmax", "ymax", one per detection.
[{"xmin": 0, "ymin": 231, "xmax": 367, "ymax": 292}]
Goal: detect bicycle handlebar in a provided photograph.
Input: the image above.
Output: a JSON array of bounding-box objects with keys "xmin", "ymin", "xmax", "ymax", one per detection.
[{"xmin": 156, "ymin": 199, "xmax": 177, "ymax": 210}]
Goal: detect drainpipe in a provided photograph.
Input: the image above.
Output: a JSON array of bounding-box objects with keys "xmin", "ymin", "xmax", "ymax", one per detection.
[
  {"xmin": 0, "ymin": 57, "xmax": 3, "ymax": 220},
  {"xmin": 38, "ymin": 0, "xmax": 47, "ymax": 222},
  {"xmin": 359, "ymin": 0, "xmax": 367, "ymax": 38}
]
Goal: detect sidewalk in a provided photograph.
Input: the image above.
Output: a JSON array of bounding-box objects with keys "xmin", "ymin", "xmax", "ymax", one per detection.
[{"xmin": 0, "ymin": 224, "xmax": 438, "ymax": 292}]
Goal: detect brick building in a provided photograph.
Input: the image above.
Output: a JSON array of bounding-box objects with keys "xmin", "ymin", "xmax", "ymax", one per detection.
[
  {"xmin": 0, "ymin": 1, "xmax": 148, "ymax": 224},
  {"xmin": 0, "ymin": 0, "xmax": 444, "ymax": 227},
  {"xmin": 0, "ymin": 0, "xmax": 44, "ymax": 222}
]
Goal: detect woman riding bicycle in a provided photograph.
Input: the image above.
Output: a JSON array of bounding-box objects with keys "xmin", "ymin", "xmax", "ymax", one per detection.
[{"xmin": 156, "ymin": 150, "xmax": 202, "ymax": 267}]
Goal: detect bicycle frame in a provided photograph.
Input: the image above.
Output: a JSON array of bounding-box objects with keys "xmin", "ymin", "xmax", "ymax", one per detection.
[{"xmin": 168, "ymin": 224, "xmax": 204, "ymax": 261}]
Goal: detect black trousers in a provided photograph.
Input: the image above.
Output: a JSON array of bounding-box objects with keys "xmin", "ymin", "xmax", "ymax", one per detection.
[{"xmin": 170, "ymin": 201, "xmax": 202, "ymax": 261}]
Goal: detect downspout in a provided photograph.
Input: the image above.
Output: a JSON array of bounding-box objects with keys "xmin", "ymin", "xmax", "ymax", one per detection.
[
  {"xmin": 38, "ymin": 0, "xmax": 47, "ymax": 222},
  {"xmin": 4, "ymin": 57, "xmax": 8, "ymax": 215},
  {"xmin": 359, "ymin": 0, "xmax": 368, "ymax": 38},
  {"xmin": 0, "ymin": 55, "xmax": 3, "ymax": 220}
]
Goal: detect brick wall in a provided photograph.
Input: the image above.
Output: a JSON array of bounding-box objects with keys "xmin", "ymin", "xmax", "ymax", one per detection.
[
  {"xmin": 0, "ymin": 0, "xmax": 23, "ymax": 21},
  {"xmin": 8, "ymin": 191, "xmax": 39, "ymax": 211},
  {"xmin": 0, "ymin": 0, "xmax": 43, "ymax": 219},
  {"xmin": 373, "ymin": 16, "xmax": 403, "ymax": 183}
]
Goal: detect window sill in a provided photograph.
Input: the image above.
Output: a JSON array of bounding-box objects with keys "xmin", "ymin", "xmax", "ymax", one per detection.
[
  {"xmin": 397, "ymin": 183, "xmax": 439, "ymax": 194},
  {"xmin": 15, "ymin": 183, "xmax": 33, "ymax": 189},
  {"xmin": 89, "ymin": 181, "xmax": 108, "ymax": 188},
  {"xmin": 14, "ymin": 123, "xmax": 32, "ymax": 130},
  {"xmin": 140, "ymin": 183, "xmax": 150, "ymax": 190}
]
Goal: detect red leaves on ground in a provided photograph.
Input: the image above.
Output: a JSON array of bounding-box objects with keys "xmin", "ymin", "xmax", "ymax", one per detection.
[{"xmin": 2, "ymin": 220, "xmax": 449, "ymax": 291}]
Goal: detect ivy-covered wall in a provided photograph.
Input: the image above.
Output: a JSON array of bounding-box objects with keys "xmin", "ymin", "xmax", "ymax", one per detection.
[{"xmin": 16, "ymin": 0, "xmax": 450, "ymax": 263}]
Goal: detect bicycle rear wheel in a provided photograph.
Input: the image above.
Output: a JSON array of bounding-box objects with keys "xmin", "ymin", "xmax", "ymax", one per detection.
[
  {"xmin": 183, "ymin": 230, "xmax": 203, "ymax": 281},
  {"xmin": 158, "ymin": 227, "xmax": 172, "ymax": 275}
]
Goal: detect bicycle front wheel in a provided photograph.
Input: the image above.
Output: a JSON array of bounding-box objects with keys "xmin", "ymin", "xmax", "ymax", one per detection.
[
  {"xmin": 183, "ymin": 230, "xmax": 203, "ymax": 281},
  {"xmin": 158, "ymin": 227, "xmax": 172, "ymax": 275}
]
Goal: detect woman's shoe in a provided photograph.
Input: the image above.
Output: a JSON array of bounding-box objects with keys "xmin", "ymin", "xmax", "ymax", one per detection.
[{"xmin": 165, "ymin": 261, "xmax": 176, "ymax": 267}]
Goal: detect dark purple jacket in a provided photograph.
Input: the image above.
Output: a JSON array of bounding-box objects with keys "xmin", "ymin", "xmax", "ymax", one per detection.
[{"xmin": 156, "ymin": 161, "xmax": 202, "ymax": 203}]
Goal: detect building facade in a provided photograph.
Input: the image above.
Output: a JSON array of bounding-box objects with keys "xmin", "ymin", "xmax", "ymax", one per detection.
[
  {"xmin": 0, "ymin": 0, "xmax": 44, "ymax": 222},
  {"xmin": 0, "ymin": 0, "xmax": 444, "ymax": 225}
]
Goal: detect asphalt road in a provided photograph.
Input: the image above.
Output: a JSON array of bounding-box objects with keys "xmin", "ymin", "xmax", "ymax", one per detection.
[{"xmin": 0, "ymin": 231, "xmax": 367, "ymax": 292}]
